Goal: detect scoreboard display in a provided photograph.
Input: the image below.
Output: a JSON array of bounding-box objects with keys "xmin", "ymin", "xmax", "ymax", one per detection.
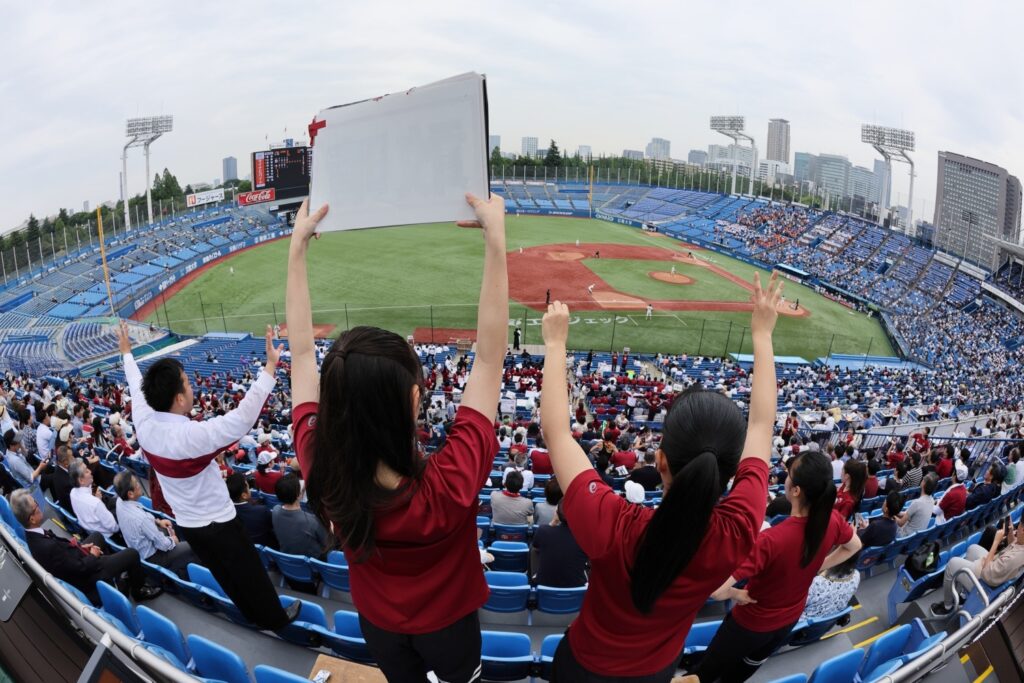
[{"xmin": 251, "ymin": 147, "xmax": 312, "ymax": 201}]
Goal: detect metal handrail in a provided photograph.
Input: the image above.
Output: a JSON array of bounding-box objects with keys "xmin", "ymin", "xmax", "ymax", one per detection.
[{"xmin": 0, "ymin": 523, "xmax": 199, "ymax": 682}]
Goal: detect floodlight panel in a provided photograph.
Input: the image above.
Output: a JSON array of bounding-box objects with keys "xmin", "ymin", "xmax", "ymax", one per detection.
[
  {"xmin": 861, "ymin": 124, "xmax": 915, "ymax": 151},
  {"xmin": 151, "ymin": 115, "xmax": 174, "ymax": 134},
  {"xmin": 711, "ymin": 116, "xmax": 745, "ymax": 132},
  {"xmin": 126, "ymin": 117, "xmax": 153, "ymax": 137}
]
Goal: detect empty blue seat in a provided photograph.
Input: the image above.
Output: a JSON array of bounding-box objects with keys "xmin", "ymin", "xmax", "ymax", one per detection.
[
  {"xmin": 136, "ymin": 605, "xmax": 193, "ymax": 671},
  {"xmin": 187, "ymin": 634, "xmax": 252, "ymax": 683},
  {"xmin": 807, "ymin": 648, "xmax": 864, "ymax": 683},
  {"xmin": 254, "ymin": 665, "xmax": 312, "ymax": 683},
  {"xmin": 682, "ymin": 619, "xmax": 721, "ymax": 655},
  {"xmin": 261, "ymin": 547, "xmax": 316, "ymax": 586},
  {"xmin": 766, "ymin": 676, "xmax": 808, "ymax": 683},
  {"xmin": 480, "ymin": 631, "xmax": 533, "ymax": 681},
  {"xmin": 488, "ymin": 541, "xmax": 529, "ymax": 572},
  {"xmin": 535, "ymin": 585, "xmax": 587, "ymax": 614},
  {"xmin": 538, "ymin": 634, "xmax": 561, "ymax": 680},
  {"xmin": 886, "ymin": 555, "xmax": 948, "ymax": 625},
  {"xmin": 166, "ymin": 571, "xmax": 218, "ymax": 612},
  {"xmin": 787, "ymin": 607, "xmax": 853, "ymax": 646},
  {"xmin": 857, "ymin": 625, "xmax": 911, "ymax": 681},
  {"xmin": 309, "ymin": 550, "xmax": 350, "ymax": 596},
  {"xmin": 483, "ymin": 572, "xmax": 531, "ymax": 613},
  {"xmin": 316, "ymin": 610, "xmax": 374, "ymax": 664},
  {"xmin": 187, "ymin": 563, "xmax": 228, "ymax": 598},
  {"xmin": 275, "ymin": 596, "xmax": 327, "ymax": 647},
  {"xmin": 96, "ymin": 581, "xmax": 141, "ymax": 637}
]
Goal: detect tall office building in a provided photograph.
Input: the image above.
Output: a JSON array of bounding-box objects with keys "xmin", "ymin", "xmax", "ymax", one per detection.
[
  {"xmin": 489, "ymin": 135, "xmax": 501, "ymax": 153},
  {"xmin": 688, "ymin": 149, "xmax": 708, "ymax": 166},
  {"xmin": 645, "ymin": 137, "xmax": 671, "ymax": 160},
  {"xmin": 933, "ymin": 151, "xmax": 1023, "ymax": 272},
  {"xmin": 757, "ymin": 160, "xmax": 791, "ymax": 182},
  {"xmin": 623, "ymin": 149, "xmax": 644, "ymax": 161},
  {"xmin": 816, "ymin": 154, "xmax": 851, "ymax": 198},
  {"xmin": 577, "ymin": 145, "xmax": 592, "ymax": 160},
  {"xmin": 872, "ymin": 159, "xmax": 891, "ymax": 208},
  {"xmin": 222, "ymin": 156, "xmax": 238, "ymax": 182},
  {"xmin": 521, "ymin": 137, "xmax": 538, "ymax": 158},
  {"xmin": 766, "ymin": 119, "xmax": 791, "ymax": 164},
  {"xmin": 707, "ymin": 144, "xmax": 755, "ymax": 173},
  {"xmin": 848, "ymin": 166, "xmax": 875, "ymax": 200},
  {"xmin": 793, "ymin": 152, "xmax": 817, "ymax": 183},
  {"xmin": 82, "ymin": 200, "xmax": 89, "ymax": 212}
]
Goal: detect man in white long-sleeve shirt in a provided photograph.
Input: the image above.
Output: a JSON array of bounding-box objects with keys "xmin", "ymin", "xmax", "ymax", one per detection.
[
  {"xmin": 117, "ymin": 321, "xmax": 299, "ymax": 630},
  {"xmin": 68, "ymin": 459, "xmax": 120, "ymax": 536}
]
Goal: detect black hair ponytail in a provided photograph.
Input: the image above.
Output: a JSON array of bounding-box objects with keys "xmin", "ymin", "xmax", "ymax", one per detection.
[
  {"xmin": 630, "ymin": 451, "xmax": 722, "ymax": 614},
  {"xmin": 791, "ymin": 452, "xmax": 837, "ymax": 567}
]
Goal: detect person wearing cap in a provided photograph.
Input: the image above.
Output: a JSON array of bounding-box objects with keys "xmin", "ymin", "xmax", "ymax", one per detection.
[
  {"xmin": 116, "ymin": 320, "xmax": 300, "ymax": 631},
  {"xmin": 3, "ymin": 429, "xmax": 47, "ymax": 486},
  {"xmin": 624, "ymin": 480, "xmax": 647, "ymax": 505},
  {"xmin": 254, "ymin": 450, "xmax": 286, "ymax": 495}
]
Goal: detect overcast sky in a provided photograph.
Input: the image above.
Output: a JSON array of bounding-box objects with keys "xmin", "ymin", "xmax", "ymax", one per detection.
[{"xmin": 2, "ymin": 0, "xmax": 1021, "ymax": 232}]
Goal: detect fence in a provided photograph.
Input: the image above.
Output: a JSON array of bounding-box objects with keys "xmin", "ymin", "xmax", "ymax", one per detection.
[{"xmin": 151, "ymin": 296, "xmax": 884, "ymax": 360}]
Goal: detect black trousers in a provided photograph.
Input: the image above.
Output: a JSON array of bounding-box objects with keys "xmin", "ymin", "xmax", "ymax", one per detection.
[
  {"xmin": 694, "ymin": 613, "xmax": 798, "ymax": 683},
  {"xmin": 82, "ymin": 532, "xmax": 146, "ymax": 602},
  {"xmin": 179, "ymin": 516, "xmax": 288, "ymax": 630},
  {"xmin": 551, "ymin": 631, "xmax": 679, "ymax": 683},
  {"xmin": 358, "ymin": 610, "xmax": 482, "ymax": 683}
]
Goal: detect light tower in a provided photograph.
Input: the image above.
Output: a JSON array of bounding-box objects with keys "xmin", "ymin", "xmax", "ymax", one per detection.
[
  {"xmin": 861, "ymin": 124, "xmax": 914, "ymax": 233},
  {"xmin": 123, "ymin": 116, "xmax": 174, "ymax": 230},
  {"xmin": 710, "ymin": 116, "xmax": 756, "ymax": 195}
]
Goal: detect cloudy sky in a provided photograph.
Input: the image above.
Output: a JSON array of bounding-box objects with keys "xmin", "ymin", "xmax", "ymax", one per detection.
[{"xmin": 2, "ymin": 0, "xmax": 1021, "ymax": 231}]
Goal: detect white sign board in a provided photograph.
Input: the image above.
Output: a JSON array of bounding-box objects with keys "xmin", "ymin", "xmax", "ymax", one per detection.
[
  {"xmin": 186, "ymin": 188, "xmax": 226, "ymax": 207},
  {"xmin": 309, "ymin": 72, "xmax": 489, "ymax": 232}
]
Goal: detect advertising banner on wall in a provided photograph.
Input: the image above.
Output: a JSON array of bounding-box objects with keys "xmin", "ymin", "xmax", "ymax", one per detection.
[{"xmin": 185, "ymin": 188, "xmax": 225, "ymax": 207}]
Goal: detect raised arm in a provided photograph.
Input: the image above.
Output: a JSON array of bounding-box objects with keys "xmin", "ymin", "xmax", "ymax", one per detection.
[
  {"xmin": 118, "ymin": 320, "xmax": 154, "ymax": 427},
  {"xmin": 456, "ymin": 193, "xmax": 508, "ymax": 418},
  {"xmin": 287, "ymin": 199, "xmax": 329, "ymax": 408},
  {"xmin": 740, "ymin": 272, "xmax": 783, "ymax": 464},
  {"xmin": 541, "ymin": 302, "xmax": 593, "ymax": 489}
]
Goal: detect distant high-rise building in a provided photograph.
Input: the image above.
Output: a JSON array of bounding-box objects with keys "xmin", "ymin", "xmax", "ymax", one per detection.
[
  {"xmin": 577, "ymin": 145, "xmax": 592, "ymax": 160},
  {"xmin": 933, "ymin": 151, "xmax": 1022, "ymax": 272},
  {"xmin": 707, "ymin": 144, "xmax": 755, "ymax": 173},
  {"xmin": 793, "ymin": 152, "xmax": 817, "ymax": 183},
  {"xmin": 645, "ymin": 137, "xmax": 671, "ymax": 161},
  {"xmin": 872, "ymin": 159, "xmax": 891, "ymax": 208},
  {"xmin": 848, "ymin": 166, "xmax": 875, "ymax": 200},
  {"xmin": 688, "ymin": 149, "xmax": 708, "ymax": 166},
  {"xmin": 222, "ymin": 156, "xmax": 238, "ymax": 182},
  {"xmin": 82, "ymin": 200, "xmax": 89, "ymax": 212},
  {"xmin": 521, "ymin": 137, "xmax": 538, "ymax": 158},
  {"xmin": 623, "ymin": 149, "xmax": 644, "ymax": 161},
  {"xmin": 489, "ymin": 135, "xmax": 501, "ymax": 153},
  {"xmin": 757, "ymin": 160, "xmax": 791, "ymax": 182},
  {"xmin": 766, "ymin": 119, "xmax": 791, "ymax": 164},
  {"xmin": 816, "ymin": 154, "xmax": 851, "ymax": 198}
]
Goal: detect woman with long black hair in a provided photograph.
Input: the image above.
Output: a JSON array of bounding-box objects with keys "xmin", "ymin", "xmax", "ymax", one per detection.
[
  {"xmin": 834, "ymin": 458, "xmax": 867, "ymax": 520},
  {"xmin": 695, "ymin": 451, "xmax": 862, "ymax": 682},
  {"xmin": 538, "ymin": 273, "xmax": 783, "ymax": 681},
  {"xmin": 286, "ymin": 194, "xmax": 507, "ymax": 682}
]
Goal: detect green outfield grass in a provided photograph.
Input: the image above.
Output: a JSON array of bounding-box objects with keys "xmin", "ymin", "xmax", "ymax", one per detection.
[{"xmin": 147, "ymin": 216, "xmax": 895, "ymax": 359}]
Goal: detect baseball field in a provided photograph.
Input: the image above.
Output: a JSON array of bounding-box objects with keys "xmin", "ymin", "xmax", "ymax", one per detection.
[{"xmin": 140, "ymin": 215, "xmax": 895, "ymax": 360}]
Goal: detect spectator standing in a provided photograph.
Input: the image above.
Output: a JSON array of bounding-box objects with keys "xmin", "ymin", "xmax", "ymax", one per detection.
[
  {"xmin": 288, "ymin": 194, "xmax": 507, "ymax": 681},
  {"xmin": 537, "ymin": 272, "xmax": 782, "ymax": 680}
]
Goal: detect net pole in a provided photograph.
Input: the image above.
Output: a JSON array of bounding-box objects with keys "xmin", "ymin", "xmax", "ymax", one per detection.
[{"xmin": 96, "ymin": 208, "xmax": 117, "ymax": 317}]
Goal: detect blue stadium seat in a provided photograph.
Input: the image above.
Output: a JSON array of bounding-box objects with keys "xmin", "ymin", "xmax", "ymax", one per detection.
[
  {"xmin": 309, "ymin": 550, "xmax": 350, "ymax": 596},
  {"xmin": 165, "ymin": 571, "xmax": 218, "ymax": 612},
  {"xmin": 886, "ymin": 556, "xmax": 949, "ymax": 625},
  {"xmin": 261, "ymin": 547, "xmax": 316, "ymax": 586},
  {"xmin": 315, "ymin": 610, "xmax": 374, "ymax": 664},
  {"xmin": 254, "ymin": 665, "xmax": 312, "ymax": 683},
  {"xmin": 535, "ymin": 585, "xmax": 587, "ymax": 614},
  {"xmin": 492, "ymin": 523, "xmax": 529, "ymax": 542},
  {"xmin": 136, "ymin": 605, "xmax": 193, "ymax": 671},
  {"xmin": 488, "ymin": 541, "xmax": 530, "ymax": 572},
  {"xmin": 682, "ymin": 619, "xmax": 721, "ymax": 655},
  {"xmin": 187, "ymin": 563, "xmax": 228, "ymax": 598},
  {"xmin": 787, "ymin": 606, "xmax": 853, "ymax": 646},
  {"xmin": 538, "ymin": 634, "xmax": 561, "ymax": 680},
  {"xmin": 480, "ymin": 631, "xmax": 533, "ymax": 681},
  {"xmin": 807, "ymin": 648, "xmax": 864, "ymax": 683},
  {"xmin": 483, "ymin": 572, "xmax": 531, "ymax": 613},
  {"xmin": 187, "ymin": 634, "xmax": 252, "ymax": 683},
  {"xmin": 857, "ymin": 625, "xmax": 911, "ymax": 681},
  {"xmin": 766, "ymin": 676, "xmax": 808, "ymax": 683},
  {"xmin": 275, "ymin": 596, "xmax": 327, "ymax": 647},
  {"xmin": 96, "ymin": 581, "xmax": 141, "ymax": 637}
]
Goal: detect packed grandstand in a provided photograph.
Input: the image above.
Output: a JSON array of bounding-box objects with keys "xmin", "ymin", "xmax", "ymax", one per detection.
[{"xmin": 1, "ymin": 181, "xmax": 1024, "ymax": 683}]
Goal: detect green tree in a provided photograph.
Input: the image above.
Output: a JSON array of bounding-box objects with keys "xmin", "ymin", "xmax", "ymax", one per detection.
[
  {"xmin": 236, "ymin": 179, "xmax": 251, "ymax": 192},
  {"xmin": 42, "ymin": 217, "xmax": 54, "ymax": 234},
  {"xmin": 183, "ymin": 184, "xmax": 193, "ymax": 196},
  {"xmin": 25, "ymin": 214, "xmax": 40, "ymax": 241},
  {"xmin": 544, "ymin": 140, "xmax": 562, "ymax": 167},
  {"xmin": 162, "ymin": 169, "xmax": 183, "ymax": 198},
  {"xmin": 490, "ymin": 146, "xmax": 504, "ymax": 168}
]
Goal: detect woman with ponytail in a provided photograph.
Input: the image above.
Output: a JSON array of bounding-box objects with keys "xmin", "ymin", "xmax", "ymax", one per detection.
[
  {"xmin": 695, "ymin": 451, "xmax": 862, "ymax": 682},
  {"xmin": 286, "ymin": 195, "xmax": 508, "ymax": 681},
  {"xmin": 834, "ymin": 459, "xmax": 867, "ymax": 520},
  {"xmin": 539, "ymin": 272, "xmax": 784, "ymax": 681}
]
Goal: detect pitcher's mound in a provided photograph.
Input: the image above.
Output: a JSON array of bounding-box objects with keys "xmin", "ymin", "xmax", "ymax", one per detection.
[
  {"xmin": 547, "ymin": 251, "xmax": 586, "ymax": 262},
  {"xmin": 591, "ymin": 290, "xmax": 647, "ymax": 310},
  {"xmin": 649, "ymin": 271, "xmax": 694, "ymax": 285}
]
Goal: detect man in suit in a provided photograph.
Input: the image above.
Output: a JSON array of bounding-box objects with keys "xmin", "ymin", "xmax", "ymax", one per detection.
[
  {"xmin": 40, "ymin": 444, "xmax": 75, "ymax": 511},
  {"xmin": 226, "ymin": 472, "xmax": 278, "ymax": 549},
  {"xmin": 10, "ymin": 488, "xmax": 162, "ymax": 604}
]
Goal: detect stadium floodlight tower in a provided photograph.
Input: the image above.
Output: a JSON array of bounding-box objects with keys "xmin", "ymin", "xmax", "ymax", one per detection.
[
  {"xmin": 861, "ymin": 124, "xmax": 915, "ymax": 233},
  {"xmin": 123, "ymin": 115, "xmax": 174, "ymax": 230},
  {"xmin": 710, "ymin": 116, "xmax": 756, "ymax": 196}
]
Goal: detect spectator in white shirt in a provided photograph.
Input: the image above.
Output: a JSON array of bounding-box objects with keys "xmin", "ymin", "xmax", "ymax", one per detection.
[
  {"xmin": 502, "ymin": 452, "xmax": 535, "ymax": 492},
  {"xmin": 36, "ymin": 407, "xmax": 55, "ymax": 464},
  {"xmin": 68, "ymin": 459, "xmax": 120, "ymax": 537},
  {"xmin": 3, "ymin": 430, "xmax": 46, "ymax": 485}
]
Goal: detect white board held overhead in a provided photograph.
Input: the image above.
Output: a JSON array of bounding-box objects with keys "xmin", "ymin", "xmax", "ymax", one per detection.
[{"xmin": 308, "ymin": 72, "xmax": 490, "ymax": 232}]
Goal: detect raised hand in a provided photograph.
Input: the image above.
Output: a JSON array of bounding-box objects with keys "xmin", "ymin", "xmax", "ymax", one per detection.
[
  {"xmin": 543, "ymin": 302, "xmax": 570, "ymax": 348},
  {"xmin": 117, "ymin": 320, "xmax": 132, "ymax": 355},
  {"xmin": 291, "ymin": 199, "xmax": 329, "ymax": 246},
  {"xmin": 457, "ymin": 193, "xmax": 506, "ymax": 247},
  {"xmin": 750, "ymin": 271, "xmax": 784, "ymax": 336},
  {"xmin": 265, "ymin": 325, "xmax": 282, "ymax": 373}
]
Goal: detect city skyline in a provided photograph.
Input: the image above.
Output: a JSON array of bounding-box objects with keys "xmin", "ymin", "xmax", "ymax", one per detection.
[{"xmin": 1, "ymin": 1, "xmax": 1020, "ymax": 230}]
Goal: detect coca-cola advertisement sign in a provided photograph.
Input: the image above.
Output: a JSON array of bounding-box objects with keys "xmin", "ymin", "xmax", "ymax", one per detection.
[{"xmin": 237, "ymin": 188, "xmax": 276, "ymax": 205}]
